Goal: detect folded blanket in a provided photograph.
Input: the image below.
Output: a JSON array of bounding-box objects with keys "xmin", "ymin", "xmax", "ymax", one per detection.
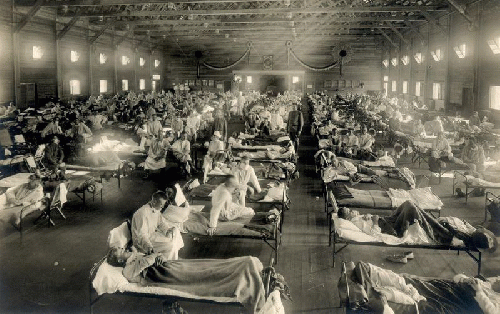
[{"xmin": 387, "ymin": 187, "xmax": 443, "ymax": 210}]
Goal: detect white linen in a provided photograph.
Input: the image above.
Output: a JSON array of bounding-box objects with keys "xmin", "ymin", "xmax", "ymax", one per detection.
[
  {"xmin": 387, "ymin": 187, "xmax": 443, "ymax": 210},
  {"xmin": 0, "ymin": 173, "xmax": 32, "ymax": 188}
]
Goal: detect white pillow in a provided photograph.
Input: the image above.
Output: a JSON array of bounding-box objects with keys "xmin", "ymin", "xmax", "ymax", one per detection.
[
  {"xmin": 163, "ymin": 205, "xmax": 191, "ymax": 223},
  {"xmin": 107, "ymin": 222, "xmax": 131, "ymax": 249},
  {"xmin": 92, "ymin": 261, "xmax": 129, "ymax": 295}
]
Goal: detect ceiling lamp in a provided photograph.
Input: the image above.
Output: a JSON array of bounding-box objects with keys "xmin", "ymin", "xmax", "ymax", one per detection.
[
  {"xmin": 225, "ymin": 33, "xmax": 229, "ymax": 38},
  {"xmin": 284, "ymin": 0, "xmax": 290, "ymax": 6},
  {"xmin": 215, "ymin": 29, "xmax": 220, "ymax": 34}
]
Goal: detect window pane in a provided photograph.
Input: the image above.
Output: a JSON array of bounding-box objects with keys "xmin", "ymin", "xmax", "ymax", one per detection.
[
  {"xmin": 490, "ymin": 86, "xmax": 500, "ymax": 110},
  {"xmin": 33, "ymin": 46, "xmax": 43, "ymax": 59},
  {"xmin": 70, "ymin": 50, "xmax": 79, "ymax": 62},
  {"xmin": 122, "ymin": 80, "xmax": 128, "ymax": 91},
  {"xmin": 139, "ymin": 57, "xmax": 145, "ymax": 66},
  {"xmin": 402, "ymin": 81, "xmax": 408, "ymax": 94},
  {"xmin": 415, "ymin": 82, "xmax": 421, "ymax": 97},
  {"xmin": 100, "ymin": 80, "xmax": 107, "ymax": 93},
  {"xmin": 383, "ymin": 83, "xmax": 388, "ymax": 96},
  {"xmin": 70, "ymin": 80, "xmax": 80, "ymax": 95},
  {"xmin": 383, "ymin": 76, "xmax": 388, "ymax": 82},
  {"xmin": 139, "ymin": 79, "xmax": 146, "ymax": 90},
  {"xmin": 152, "ymin": 80, "xmax": 156, "ymax": 91},
  {"xmin": 292, "ymin": 76, "xmax": 299, "ymax": 84},
  {"xmin": 432, "ymin": 83, "xmax": 441, "ymax": 100},
  {"xmin": 99, "ymin": 53, "xmax": 107, "ymax": 64},
  {"xmin": 391, "ymin": 81, "xmax": 397, "ymax": 92}
]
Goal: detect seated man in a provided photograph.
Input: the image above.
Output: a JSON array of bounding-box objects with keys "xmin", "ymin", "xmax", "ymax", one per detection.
[
  {"xmin": 208, "ymin": 175, "xmax": 255, "ymax": 236},
  {"xmin": 72, "ymin": 118, "xmax": 93, "ymax": 143},
  {"xmin": 41, "ymin": 118, "xmax": 63, "ymax": 139},
  {"xmin": 202, "ymin": 131, "xmax": 225, "ymax": 183},
  {"xmin": 143, "ymin": 135, "xmax": 170, "ymax": 178},
  {"xmin": 233, "ymin": 156, "xmax": 262, "ymax": 207},
  {"xmin": 357, "ymin": 127, "xmax": 375, "ymax": 159},
  {"xmin": 428, "ymin": 131, "xmax": 465, "ymax": 172},
  {"xmin": 43, "ymin": 135, "xmax": 65, "ymax": 173},
  {"xmin": 171, "ymin": 132, "xmax": 196, "ymax": 176},
  {"xmin": 131, "ymin": 191, "xmax": 184, "ymax": 260},
  {"xmin": 106, "ymin": 249, "xmax": 266, "ymax": 313},
  {"xmin": 461, "ymin": 137, "xmax": 485, "ymax": 172},
  {"xmin": 0, "ymin": 174, "xmax": 44, "ymax": 227}
]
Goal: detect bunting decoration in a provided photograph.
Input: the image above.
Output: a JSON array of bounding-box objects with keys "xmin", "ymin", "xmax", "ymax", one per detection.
[
  {"xmin": 287, "ymin": 41, "xmax": 340, "ymax": 72},
  {"xmin": 202, "ymin": 42, "xmax": 252, "ymax": 70}
]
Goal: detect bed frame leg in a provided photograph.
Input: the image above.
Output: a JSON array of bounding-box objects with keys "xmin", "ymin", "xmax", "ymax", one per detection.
[
  {"xmin": 478, "ymin": 251, "xmax": 482, "ymax": 277},
  {"xmin": 328, "ymin": 212, "xmax": 332, "ymax": 247}
]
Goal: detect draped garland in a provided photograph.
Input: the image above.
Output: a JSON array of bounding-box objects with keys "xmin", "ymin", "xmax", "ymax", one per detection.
[
  {"xmin": 202, "ymin": 43, "xmax": 252, "ymax": 71},
  {"xmin": 287, "ymin": 41, "xmax": 340, "ymax": 72}
]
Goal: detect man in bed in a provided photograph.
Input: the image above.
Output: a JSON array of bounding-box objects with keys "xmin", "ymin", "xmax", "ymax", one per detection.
[
  {"xmin": 131, "ymin": 191, "xmax": 184, "ymax": 260},
  {"xmin": 337, "ymin": 201, "xmax": 496, "ymax": 252},
  {"xmin": 208, "ymin": 175, "xmax": 255, "ymax": 236},
  {"xmin": 106, "ymin": 248, "xmax": 266, "ymax": 313}
]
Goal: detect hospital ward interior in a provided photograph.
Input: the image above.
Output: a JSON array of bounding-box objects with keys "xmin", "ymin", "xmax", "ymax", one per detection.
[{"xmin": 2, "ymin": 0, "xmax": 500, "ymax": 313}]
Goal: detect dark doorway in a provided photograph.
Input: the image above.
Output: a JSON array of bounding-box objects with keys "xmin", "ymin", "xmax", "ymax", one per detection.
[{"xmin": 259, "ymin": 75, "xmax": 285, "ymax": 96}]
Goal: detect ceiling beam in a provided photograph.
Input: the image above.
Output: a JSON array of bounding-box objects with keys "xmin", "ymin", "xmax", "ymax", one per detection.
[
  {"xmin": 88, "ymin": 19, "xmax": 115, "ymax": 44},
  {"xmin": 403, "ymin": 20, "xmax": 426, "ymax": 43},
  {"xmin": 14, "ymin": 0, "xmax": 43, "ymax": 33},
  {"xmin": 114, "ymin": 25, "xmax": 135, "ymax": 46},
  {"xmin": 445, "ymin": 0, "xmax": 475, "ymax": 27},
  {"xmin": 31, "ymin": 0, "xmax": 293, "ymax": 6},
  {"xmin": 62, "ymin": 6, "xmax": 449, "ymax": 18},
  {"xmin": 420, "ymin": 11, "xmax": 447, "ymax": 35},
  {"xmin": 57, "ymin": 10, "xmax": 82, "ymax": 40},
  {"xmin": 378, "ymin": 28, "xmax": 398, "ymax": 48},
  {"xmin": 385, "ymin": 21, "xmax": 409, "ymax": 45},
  {"xmin": 134, "ymin": 24, "xmax": 407, "ymax": 32}
]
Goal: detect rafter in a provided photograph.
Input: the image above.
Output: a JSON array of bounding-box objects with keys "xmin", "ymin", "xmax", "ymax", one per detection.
[
  {"xmin": 114, "ymin": 25, "xmax": 135, "ymax": 46},
  {"xmin": 61, "ymin": 6, "xmax": 449, "ymax": 18},
  {"xmin": 403, "ymin": 20, "xmax": 426, "ymax": 42},
  {"xmin": 88, "ymin": 19, "xmax": 115, "ymax": 44},
  {"xmin": 57, "ymin": 10, "xmax": 82, "ymax": 40},
  {"xmin": 378, "ymin": 28, "xmax": 398, "ymax": 48},
  {"xmin": 385, "ymin": 21, "xmax": 409, "ymax": 45},
  {"xmin": 14, "ymin": 0, "xmax": 43, "ymax": 33},
  {"xmin": 445, "ymin": 0, "xmax": 475, "ymax": 26},
  {"xmin": 420, "ymin": 11, "xmax": 447, "ymax": 35}
]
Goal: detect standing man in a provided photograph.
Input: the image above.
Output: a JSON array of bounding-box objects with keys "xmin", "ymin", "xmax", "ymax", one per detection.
[{"xmin": 287, "ymin": 103, "xmax": 304, "ymax": 150}]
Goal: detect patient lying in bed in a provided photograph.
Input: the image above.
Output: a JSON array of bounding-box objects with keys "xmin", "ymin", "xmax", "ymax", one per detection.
[
  {"xmin": 107, "ymin": 248, "xmax": 267, "ymax": 313},
  {"xmin": 337, "ymin": 201, "xmax": 497, "ymax": 249}
]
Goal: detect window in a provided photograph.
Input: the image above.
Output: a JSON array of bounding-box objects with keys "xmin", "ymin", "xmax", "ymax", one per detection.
[
  {"xmin": 152, "ymin": 74, "xmax": 161, "ymax": 80},
  {"xmin": 139, "ymin": 79, "xmax": 146, "ymax": 90},
  {"xmin": 32, "ymin": 46, "xmax": 43, "ymax": 59},
  {"xmin": 454, "ymin": 44, "xmax": 466, "ymax": 58},
  {"xmin": 432, "ymin": 82, "xmax": 442, "ymax": 100},
  {"xmin": 122, "ymin": 80, "xmax": 128, "ymax": 91},
  {"xmin": 401, "ymin": 55, "xmax": 409, "ymax": 66},
  {"xmin": 490, "ymin": 86, "xmax": 500, "ymax": 110},
  {"xmin": 152, "ymin": 80, "xmax": 157, "ymax": 91},
  {"xmin": 154, "ymin": 59, "xmax": 160, "ymax": 68},
  {"xmin": 414, "ymin": 52, "xmax": 423, "ymax": 64},
  {"xmin": 292, "ymin": 76, "xmax": 299, "ymax": 84},
  {"xmin": 70, "ymin": 50, "xmax": 80, "ymax": 62},
  {"xmin": 487, "ymin": 37, "xmax": 500, "ymax": 55},
  {"xmin": 99, "ymin": 53, "xmax": 107, "ymax": 64},
  {"xmin": 69, "ymin": 80, "xmax": 80, "ymax": 95},
  {"xmin": 121, "ymin": 56, "xmax": 130, "ymax": 65},
  {"xmin": 415, "ymin": 82, "xmax": 421, "ymax": 97},
  {"xmin": 431, "ymin": 48, "xmax": 442, "ymax": 61},
  {"xmin": 391, "ymin": 81, "xmax": 397, "ymax": 92},
  {"xmin": 139, "ymin": 57, "xmax": 145, "ymax": 67},
  {"xmin": 246, "ymin": 76, "xmax": 253, "ymax": 84},
  {"xmin": 382, "ymin": 59, "xmax": 389, "ymax": 68},
  {"xmin": 402, "ymin": 81, "xmax": 408, "ymax": 94},
  {"xmin": 383, "ymin": 82, "xmax": 388, "ymax": 96},
  {"xmin": 391, "ymin": 57, "xmax": 398, "ymax": 67},
  {"xmin": 100, "ymin": 80, "xmax": 107, "ymax": 94},
  {"xmin": 383, "ymin": 75, "xmax": 389, "ymax": 81}
]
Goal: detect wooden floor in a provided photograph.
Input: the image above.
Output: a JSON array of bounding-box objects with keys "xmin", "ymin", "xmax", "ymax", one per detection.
[{"xmin": 1, "ymin": 105, "xmax": 499, "ymax": 313}]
